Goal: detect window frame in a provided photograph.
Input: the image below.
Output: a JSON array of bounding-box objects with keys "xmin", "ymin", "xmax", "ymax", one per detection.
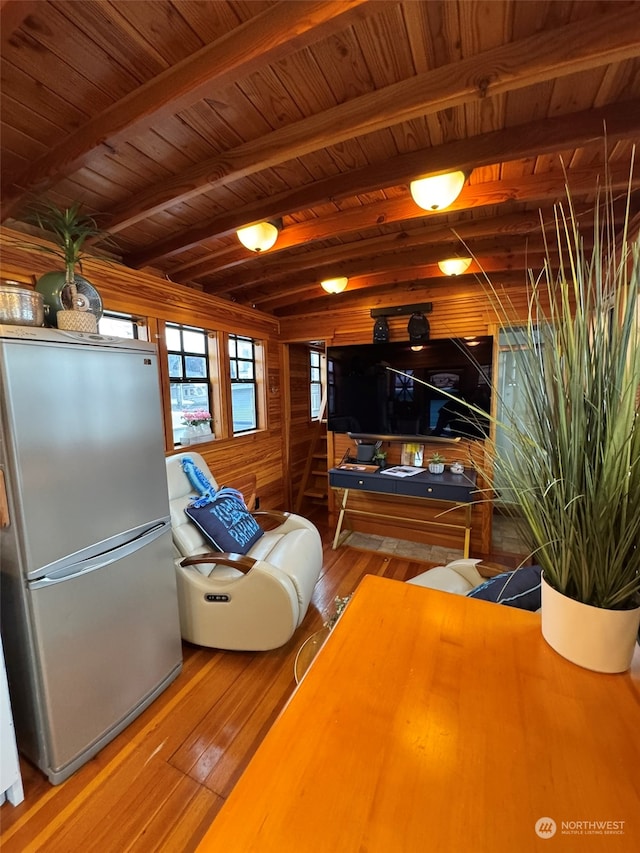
[
  {"xmin": 228, "ymin": 333, "xmax": 264, "ymax": 435},
  {"xmin": 166, "ymin": 322, "xmax": 214, "ymax": 446},
  {"xmin": 310, "ymin": 348, "xmax": 325, "ymax": 420},
  {"xmin": 98, "ymin": 311, "xmax": 146, "ymax": 340}
]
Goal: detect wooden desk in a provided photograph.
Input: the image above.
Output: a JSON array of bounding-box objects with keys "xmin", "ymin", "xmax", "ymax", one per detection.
[
  {"xmin": 197, "ymin": 576, "xmax": 640, "ymax": 852},
  {"xmin": 329, "ymin": 467, "xmax": 477, "ymax": 556}
]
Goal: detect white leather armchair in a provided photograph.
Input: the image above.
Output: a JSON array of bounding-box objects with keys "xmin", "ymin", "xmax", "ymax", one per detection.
[
  {"xmin": 166, "ymin": 452, "xmax": 323, "ymax": 651},
  {"xmin": 407, "ymin": 558, "xmax": 543, "ymax": 612},
  {"xmin": 407, "ymin": 558, "xmax": 486, "ymax": 594}
]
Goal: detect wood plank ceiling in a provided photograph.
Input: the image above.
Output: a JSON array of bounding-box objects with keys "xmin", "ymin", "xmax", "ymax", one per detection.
[{"xmin": 1, "ymin": 0, "xmax": 639, "ymax": 320}]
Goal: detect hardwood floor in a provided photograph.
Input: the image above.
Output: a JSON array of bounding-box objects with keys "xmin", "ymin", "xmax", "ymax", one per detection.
[{"xmin": 0, "ymin": 510, "xmax": 437, "ymax": 852}]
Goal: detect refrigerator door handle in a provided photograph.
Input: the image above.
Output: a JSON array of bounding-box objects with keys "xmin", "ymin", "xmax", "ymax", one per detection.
[
  {"xmin": 0, "ymin": 469, "xmax": 9, "ymax": 527},
  {"xmin": 29, "ymin": 522, "xmax": 170, "ymax": 588}
]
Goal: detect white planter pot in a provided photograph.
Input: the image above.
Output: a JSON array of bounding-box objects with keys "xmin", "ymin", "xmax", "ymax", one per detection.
[
  {"xmin": 182, "ymin": 423, "xmax": 213, "ymax": 445},
  {"xmin": 541, "ymin": 575, "xmax": 640, "ymax": 673},
  {"xmin": 428, "ymin": 462, "xmax": 445, "ymax": 474}
]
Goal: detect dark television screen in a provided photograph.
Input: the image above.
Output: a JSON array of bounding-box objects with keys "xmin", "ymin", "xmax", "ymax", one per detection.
[{"xmin": 327, "ymin": 337, "xmax": 493, "ymax": 441}]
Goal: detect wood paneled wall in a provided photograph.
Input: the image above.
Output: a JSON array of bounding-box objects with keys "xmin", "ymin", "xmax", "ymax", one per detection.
[
  {"xmin": 280, "ymin": 273, "xmax": 536, "ymax": 555},
  {"xmin": 287, "ymin": 343, "xmax": 315, "ymax": 507},
  {"xmin": 0, "ymin": 227, "xmax": 288, "ymax": 509},
  {"xmin": 0, "ymin": 227, "xmax": 278, "ymax": 337},
  {"xmin": 278, "ymin": 274, "xmax": 528, "ymax": 344},
  {"xmin": 2, "ymin": 225, "xmax": 537, "ymax": 551}
]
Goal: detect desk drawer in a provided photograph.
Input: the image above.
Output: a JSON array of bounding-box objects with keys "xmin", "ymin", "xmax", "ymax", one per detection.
[
  {"xmin": 400, "ymin": 479, "xmax": 474, "ymax": 503},
  {"xmin": 329, "ymin": 472, "xmax": 397, "ymax": 494}
]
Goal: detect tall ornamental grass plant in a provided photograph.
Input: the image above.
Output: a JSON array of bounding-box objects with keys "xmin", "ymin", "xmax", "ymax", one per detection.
[
  {"xmin": 483, "ymin": 163, "xmax": 640, "ymax": 610},
  {"xmin": 392, "ymin": 162, "xmax": 640, "ymax": 611}
]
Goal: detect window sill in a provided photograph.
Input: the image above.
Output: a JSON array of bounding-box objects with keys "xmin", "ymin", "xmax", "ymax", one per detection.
[{"xmin": 177, "ymin": 434, "xmax": 215, "ymax": 448}]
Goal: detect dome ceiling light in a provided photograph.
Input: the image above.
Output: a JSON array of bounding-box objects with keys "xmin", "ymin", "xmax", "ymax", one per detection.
[
  {"xmin": 321, "ymin": 276, "xmax": 348, "ymax": 294},
  {"xmin": 236, "ymin": 220, "xmax": 281, "ymax": 253},
  {"xmin": 409, "ymin": 170, "xmax": 468, "ymax": 211},
  {"xmin": 438, "ymin": 257, "xmax": 472, "ymax": 276}
]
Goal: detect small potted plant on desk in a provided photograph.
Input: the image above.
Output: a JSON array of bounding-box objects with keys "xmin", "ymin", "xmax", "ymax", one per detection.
[
  {"xmin": 428, "ymin": 452, "xmax": 445, "ymax": 474},
  {"xmin": 372, "ymin": 448, "xmax": 387, "ymax": 469}
]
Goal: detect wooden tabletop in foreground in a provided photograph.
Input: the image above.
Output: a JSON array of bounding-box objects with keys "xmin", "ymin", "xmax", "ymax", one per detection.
[{"xmin": 197, "ymin": 574, "xmax": 640, "ymax": 852}]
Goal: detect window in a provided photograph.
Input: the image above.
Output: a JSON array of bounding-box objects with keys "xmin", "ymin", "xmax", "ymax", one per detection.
[
  {"xmin": 393, "ymin": 369, "xmax": 414, "ymax": 402},
  {"xmin": 494, "ymin": 326, "xmax": 538, "ymax": 503},
  {"xmin": 228, "ymin": 334, "xmax": 257, "ymax": 433},
  {"xmin": 310, "ymin": 350, "xmax": 323, "ymax": 419},
  {"xmin": 167, "ymin": 323, "xmax": 212, "ymax": 445},
  {"xmin": 98, "ymin": 312, "xmax": 141, "ymax": 339}
]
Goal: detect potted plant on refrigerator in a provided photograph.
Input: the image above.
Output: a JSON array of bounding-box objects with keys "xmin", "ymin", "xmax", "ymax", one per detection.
[{"xmin": 26, "ymin": 200, "xmax": 112, "ymax": 332}]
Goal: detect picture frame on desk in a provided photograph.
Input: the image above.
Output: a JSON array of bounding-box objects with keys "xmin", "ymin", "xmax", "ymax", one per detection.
[{"xmin": 401, "ymin": 443, "xmax": 424, "ymax": 466}]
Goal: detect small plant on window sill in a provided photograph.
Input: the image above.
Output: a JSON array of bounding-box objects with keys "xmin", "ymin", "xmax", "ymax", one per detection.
[
  {"xmin": 181, "ymin": 410, "xmax": 212, "ymax": 427},
  {"xmin": 323, "ymin": 595, "xmax": 352, "ymax": 630}
]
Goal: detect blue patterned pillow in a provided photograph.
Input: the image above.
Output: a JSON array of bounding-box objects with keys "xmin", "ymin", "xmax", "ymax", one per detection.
[
  {"xmin": 180, "ymin": 456, "xmax": 262, "ymax": 554},
  {"xmin": 466, "ymin": 565, "xmax": 542, "ymax": 611},
  {"xmin": 185, "ymin": 495, "xmax": 263, "ymax": 555}
]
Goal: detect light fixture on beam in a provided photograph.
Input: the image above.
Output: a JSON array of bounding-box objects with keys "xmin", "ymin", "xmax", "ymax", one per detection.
[
  {"xmin": 236, "ymin": 220, "xmax": 281, "ymax": 253},
  {"xmin": 373, "ymin": 315, "xmax": 389, "ymax": 343},
  {"xmin": 409, "ymin": 170, "xmax": 467, "ymax": 211},
  {"xmin": 438, "ymin": 257, "xmax": 472, "ymax": 276},
  {"xmin": 407, "ymin": 312, "xmax": 430, "ymax": 344},
  {"xmin": 321, "ymin": 276, "xmax": 348, "ymax": 294},
  {"xmin": 370, "ymin": 303, "xmax": 433, "ymax": 344}
]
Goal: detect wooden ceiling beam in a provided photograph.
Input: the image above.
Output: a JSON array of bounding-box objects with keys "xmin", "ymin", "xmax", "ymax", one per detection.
[
  {"xmin": 130, "ymin": 100, "xmax": 640, "ymax": 269},
  {"xmin": 209, "ymin": 208, "xmax": 598, "ymax": 294},
  {"xmin": 271, "ymin": 268, "xmax": 531, "ymax": 317},
  {"xmin": 194, "ymin": 166, "xmax": 635, "ymax": 289},
  {"xmin": 0, "ymin": 0, "xmax": 371, "ymax": 219},
  {"xmin": 223, "ymin": 237, "xmax": 550, "ymax": 303},
  {"xmin": 104, "ymin": 7, "xmax": 640, "ymax": 237},
  {"xmin": 237, "ymin": 250, "xmax": 551, "ymax": 312},
  {"xmin": 170, "ymin": 214, "xmax": 537, "ymax": 281}
]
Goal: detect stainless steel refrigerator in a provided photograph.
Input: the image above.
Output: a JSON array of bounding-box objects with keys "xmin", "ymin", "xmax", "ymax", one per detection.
[{"xmin": 0, "ymin": 324, "xmax": 182, "ymax": 784}]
